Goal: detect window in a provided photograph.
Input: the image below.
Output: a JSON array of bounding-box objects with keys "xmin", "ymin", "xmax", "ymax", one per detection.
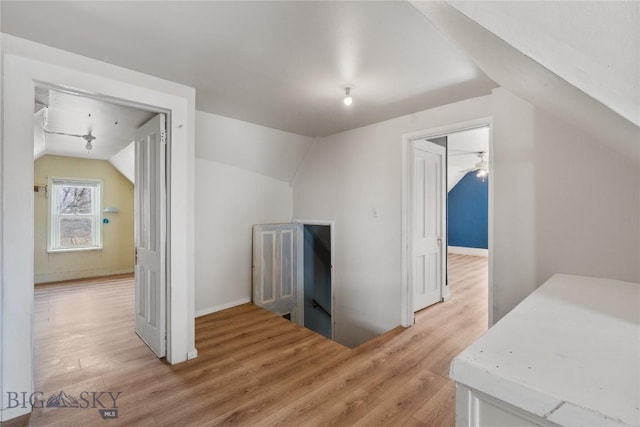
[{"xmin": 48, "ymin": 177, "xmax": 103, "ymax": 252}]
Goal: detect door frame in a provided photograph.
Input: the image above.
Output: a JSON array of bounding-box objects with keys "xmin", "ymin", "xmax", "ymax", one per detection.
[
  {"xmin": 293, "ymin": 219, "xmax": 336, "ymax": 340},
  {"xmin": 1, "ymin": 47, "xmax": 195, "ymax": 421},
  {"xmin": 401, "ymin": 118, "xmax": 494, "ymax": 328}
]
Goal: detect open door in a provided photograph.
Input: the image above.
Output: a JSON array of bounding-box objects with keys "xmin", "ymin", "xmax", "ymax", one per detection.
[
  {"xmin": 252, "ymin": 224, "xmax": 299, "ymax": 322},
  {"xmin": 411, "ymin": 139, "xmax": 446, "ymax": 311},
  {"xmin": 134, "ymin": 114, "xmax": 166, "ymax": 357}
]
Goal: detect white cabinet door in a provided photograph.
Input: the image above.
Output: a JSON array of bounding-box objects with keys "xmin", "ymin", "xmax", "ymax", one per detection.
[
  {"xmin": 456, "ymin": 384, "xmax": 557, "ymax": 427},
  {"xmin": 253, "ymin": 224, "xmax": 299, "ymax": 322}
]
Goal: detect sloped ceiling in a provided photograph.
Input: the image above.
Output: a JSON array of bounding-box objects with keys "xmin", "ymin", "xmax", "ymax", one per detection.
[
  {"xmin": 448, "ymin": 0, "xmax": 639, "ymax": 127},
  {"xmin": 411, "ymin": 1, "xmax": 639, "ymax": 161},
  {"xmin": 1, "ymin": 1, "xmax": 496, "ymax": 137},
  {"xmin": 32, "ymin": 87, "xmax": 155, "ymax": 182},
  {"xmin": 196, "ymin": 111, "xmax": 314, "ymax": 184}
]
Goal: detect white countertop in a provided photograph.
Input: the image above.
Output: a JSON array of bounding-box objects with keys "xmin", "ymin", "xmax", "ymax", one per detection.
[{"xmin": 450, "ymin": 274, "xmax": 640, "ymax": 426}]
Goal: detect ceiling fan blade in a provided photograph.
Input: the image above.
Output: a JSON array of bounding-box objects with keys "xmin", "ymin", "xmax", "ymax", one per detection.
[
  {"xmin": 448, "ymin": 152, "xmax": 478, "ymax": 157},
  {"xmin": 43, "ymin": 129, "xmax": 86, "ymax": 138},
  {"xmin": 449, "ymin": 149, "xmax": 479, "ymax": 153},
  {"xmin": 459, "ymin": 167, "xmax": 479, "ymax": 174}
]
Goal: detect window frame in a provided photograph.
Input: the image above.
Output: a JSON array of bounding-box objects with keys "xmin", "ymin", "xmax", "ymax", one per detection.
[{"xmin": 47, "ymin": 176, "xmax": 104, "ymax": 253}]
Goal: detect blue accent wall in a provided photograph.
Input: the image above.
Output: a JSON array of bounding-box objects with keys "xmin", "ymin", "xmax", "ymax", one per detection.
[{"xmin": 448, "ymin": 172, "xmax": 488, "ymax": 249}]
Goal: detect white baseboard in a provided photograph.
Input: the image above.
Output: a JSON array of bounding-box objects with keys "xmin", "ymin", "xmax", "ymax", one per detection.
[
  {"xmin": 187, "ymin": 349, "xmax": 198, "ymax": 360},
  {"xmin": 448, "ymin": 246, "xmax": 488, "ymax": 257},
  {"xmin": 34, "ymin": 267, "xmax": 134, "ymax": 284},
  {"xmin": 195, "ymin": 297, "xmax": 251, "ymax": 317}
]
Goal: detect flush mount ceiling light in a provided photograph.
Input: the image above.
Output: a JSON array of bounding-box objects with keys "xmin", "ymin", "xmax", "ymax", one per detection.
[{"xmin": 343, "ymin": 85, "xmax": 354, "ymax": 106}]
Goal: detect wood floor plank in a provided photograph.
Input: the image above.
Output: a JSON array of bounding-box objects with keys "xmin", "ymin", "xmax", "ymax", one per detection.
[{"xmin": 2, "ymin": 254, "xmax": 487, "ymax": 427}]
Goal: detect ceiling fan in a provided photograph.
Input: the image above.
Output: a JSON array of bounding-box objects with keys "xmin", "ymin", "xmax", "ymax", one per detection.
[
  {"xmin": 43, "ymin": 129, "xmax": 97, "ymax": 151},
  {"xmin": 41, "ymin": 107, "xmax": 97, "ymax": 151},
  {"xmin": 459, "ymin": 152, "xmax": 489, "ymax": 180}
]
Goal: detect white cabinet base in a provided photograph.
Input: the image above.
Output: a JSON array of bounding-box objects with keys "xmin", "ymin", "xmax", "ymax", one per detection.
[
  {"xmin": 456, "ymin": 384, "xmax": 558, "ymax": 427},
  {"xmin": 451, "ymin": 275, "xmax": 640, "ymax": 427}
]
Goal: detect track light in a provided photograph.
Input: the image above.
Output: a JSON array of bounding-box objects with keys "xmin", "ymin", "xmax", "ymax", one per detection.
[{"xmin": 343, "ymin": 86, "xmax": 353, "ymax": 106}]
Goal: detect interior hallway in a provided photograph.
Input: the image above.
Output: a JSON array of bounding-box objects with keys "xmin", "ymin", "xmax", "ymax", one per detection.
[{"xmin": 4, "ymin": 253, "xmax": 487, "ymax": 426}]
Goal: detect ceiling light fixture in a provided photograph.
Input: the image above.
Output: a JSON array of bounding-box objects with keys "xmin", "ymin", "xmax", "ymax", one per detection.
[
  {"xmin": 42, "ymin": 123, "xmax": 97, "ymax": 153},
  {"xmin": 343, "ymin": 85, "xmax": 354, "ymax": 106},
  {"xmin": 83, "ymin": 133, "xmax": 96, "ymax": 152},
  {"xmin": 457, "ymin": 151, "xmax": 489, "ymax": 182},
  {"xmin": 475, "ymin": 152, "xmax": 489, "ymax": 181}
]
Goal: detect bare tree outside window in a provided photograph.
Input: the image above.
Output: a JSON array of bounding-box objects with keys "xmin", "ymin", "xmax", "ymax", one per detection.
[{"xmin": 58, "ymin": 186, "xmax": 93, "ymax": 214}]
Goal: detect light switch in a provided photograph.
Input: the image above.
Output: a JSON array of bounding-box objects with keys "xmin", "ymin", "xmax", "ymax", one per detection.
[{"xmin": 372, "ymin": 208, "xmax": 379, "ymax": 218}]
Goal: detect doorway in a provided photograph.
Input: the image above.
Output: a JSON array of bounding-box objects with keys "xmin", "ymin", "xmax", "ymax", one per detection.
[
  {"xmin": 303, "ymin": 224, "xmax": 332, "ymax": 339},
  {"xmin": 32, "ymin": 86, "xmax": 168, "ymax": 364},
  {"xmin": 2, "ymin": 50, "xmax": 194, "ymax": 421},
  {"xmin": 252, "ymin": 220, "xmax": 335, "ymax": 340},
  {"xmin": 401, "ymin": 120, "xmax": 492, "ymax": 327}
]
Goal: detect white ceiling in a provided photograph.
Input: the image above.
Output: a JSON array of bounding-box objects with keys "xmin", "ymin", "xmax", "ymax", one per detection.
[
  {"xmin": 2, "ymin": 1, "xmax": 496, "ymax": 137},
  {"xmin": 34, "ymin": 88, "xmax": 155, "ymax": 160}
]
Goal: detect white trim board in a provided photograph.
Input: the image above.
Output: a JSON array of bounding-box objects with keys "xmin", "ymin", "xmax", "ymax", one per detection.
[
  {"xmin": 448, "ymin": 246, "xmax": 488, "ymax": 257},
  {"xmin": 195, "ymin": 297, "xmax": 251, "ymax": 318}
]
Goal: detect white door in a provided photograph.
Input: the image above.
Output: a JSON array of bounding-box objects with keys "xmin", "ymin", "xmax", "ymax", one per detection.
[
  {"xmin": 253, "ymin": 224, "xmax": 299, "ymax": 322},
  {"xmin": 134, "ymin": 114, "xmax": 166, "ymax": 357},
  {"xmin": 411, "ymin": 140, "xmax": 446, "ymax": 311}
]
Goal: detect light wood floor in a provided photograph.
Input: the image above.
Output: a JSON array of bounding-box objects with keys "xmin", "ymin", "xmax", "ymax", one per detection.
[{"xmin": 3, "ymin": 254, "xmax": 487, "ymax": 426}]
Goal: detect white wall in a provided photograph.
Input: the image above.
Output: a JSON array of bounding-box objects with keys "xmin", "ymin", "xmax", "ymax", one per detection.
[
  {"xmin": 193, "ymin": 110, "xmax": 310, "ymax": 317},
  {"xmin": 294, "ymin": 95, "xmax": 492, "ymax": 347},
  {"xmin": 294, "ymin": 88, "xmax": 639, "ymax": 347},
  {"xmin": 448, "ymin": 1, "xmax": 640, "ymax": 128},
  {"xmin": 195, "ymin": 158, "xmax": 292, "ymax": 316},
  {"xmin": 109, "ymin": 141, "xmax": 135, "ymax": 183},
  {"xmin": 491, "ymin": 87, "xmax": 640, "ymax": 319}
]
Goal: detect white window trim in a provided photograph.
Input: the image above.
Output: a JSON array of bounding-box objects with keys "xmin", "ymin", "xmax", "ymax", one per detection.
[{"xmin": 47, "ymin": 176, "xmax": 104, "ymax": 253}]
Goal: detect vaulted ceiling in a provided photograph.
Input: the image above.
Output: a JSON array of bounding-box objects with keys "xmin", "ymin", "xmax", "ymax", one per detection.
[{"xmin": 1, "ymin": 1, "xmax": 497, "ymax": 137}]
